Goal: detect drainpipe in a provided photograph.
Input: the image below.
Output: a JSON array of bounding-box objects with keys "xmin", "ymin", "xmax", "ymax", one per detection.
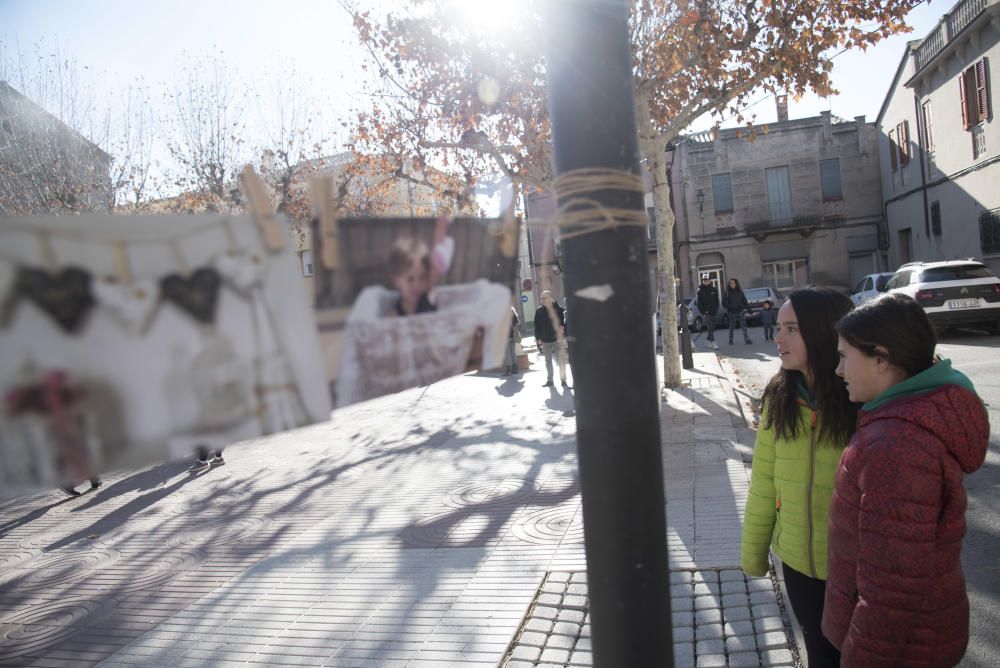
[{"xmin": 913, "ymin": 94, "xmax": 931, "ymax": 244}]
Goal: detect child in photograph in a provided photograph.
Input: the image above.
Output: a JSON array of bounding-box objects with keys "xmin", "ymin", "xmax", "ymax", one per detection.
[{"xmin": 387, "ymin": 217, "xmax": 454, "ymax": 316}]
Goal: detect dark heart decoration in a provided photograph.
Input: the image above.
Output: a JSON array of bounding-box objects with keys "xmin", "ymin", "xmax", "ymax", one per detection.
[
  {"xmin": 16, "ymin": 266, "xmax": 96, "ymax": 334},
  {"xmin": 160, "ymin": 267, "xmax": 222, "ymax": 325}
]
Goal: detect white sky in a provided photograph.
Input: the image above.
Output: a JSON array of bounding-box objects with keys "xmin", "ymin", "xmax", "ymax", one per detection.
[{"xmin": 0, "ymin": 0, "xmax": 949, "ymax": 151}]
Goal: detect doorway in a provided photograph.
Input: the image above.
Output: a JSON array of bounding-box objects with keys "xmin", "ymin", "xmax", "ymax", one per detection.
[{"xmin": 897, "ymin": 228, "xmax": 913, "ymax": 266}]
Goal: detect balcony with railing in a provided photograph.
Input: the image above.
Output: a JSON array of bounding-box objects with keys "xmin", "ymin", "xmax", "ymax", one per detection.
[
  {"xmin": 741, "ymin": 200, "xmax": 826, "ymax": 239},
  {"xmin": 914, "ymin": 0, "xmax": 990, "ymax": 72}
]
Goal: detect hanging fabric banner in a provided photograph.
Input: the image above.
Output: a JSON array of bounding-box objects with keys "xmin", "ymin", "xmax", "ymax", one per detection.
[
  {"xmin": 311, "ymin": 215, "xmax": 520, "ymax": 409},
  {"xmin": 0, "ymin": 213, "xmax": 331, "ymax": 500}
]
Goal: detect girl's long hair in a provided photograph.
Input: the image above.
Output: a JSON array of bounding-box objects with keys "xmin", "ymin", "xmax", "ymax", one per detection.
[
  {"xmin": 836, "ymin": 292, "xmax": 937, "ymax": 377},
  {"xmin": 762, "ymin": 287, "xmax": 857, "ymax": 445}
]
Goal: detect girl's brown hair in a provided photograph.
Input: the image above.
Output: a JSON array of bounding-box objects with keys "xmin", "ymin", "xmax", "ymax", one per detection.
[
  {"xmin": 762, "ymin": 287, "xmax": 857, "ymax": 445},
  {"xmin": 836, "ymin": 292, "xmax": 937, "ymax": 377}
]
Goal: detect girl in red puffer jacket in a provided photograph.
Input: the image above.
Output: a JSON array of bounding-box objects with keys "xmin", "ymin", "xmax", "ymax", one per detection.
[{"xmin": 825, "ymin": 293, "xmax": 989, "ymax": 667}]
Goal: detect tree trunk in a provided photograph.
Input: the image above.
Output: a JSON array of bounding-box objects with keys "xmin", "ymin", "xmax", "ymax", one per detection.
[{"xmin": 636, "ymin": 102, "xmax": 681, "ymax": 388}]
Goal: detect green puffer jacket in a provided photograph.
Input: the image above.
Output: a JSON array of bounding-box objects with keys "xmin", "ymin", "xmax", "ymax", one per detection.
[{"xmin": 740, "ymin": 399, "xmax": 846, "ymax": 579}]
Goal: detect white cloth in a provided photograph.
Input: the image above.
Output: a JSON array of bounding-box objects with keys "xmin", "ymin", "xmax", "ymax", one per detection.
[{"xmin": 335, "ymin": 280, "xmax": 512, "ymax": 407}]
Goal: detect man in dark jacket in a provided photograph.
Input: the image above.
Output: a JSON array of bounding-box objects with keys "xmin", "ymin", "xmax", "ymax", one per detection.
[
  {"xmin": 534, "ymin": 290, "xmax": 568, "ymax": 388},
  {"xmin": 695, "ymin": 274, "xmax": 720, "ymax": 350}
]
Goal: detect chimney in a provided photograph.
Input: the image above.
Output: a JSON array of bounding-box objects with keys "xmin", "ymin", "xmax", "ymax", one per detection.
[{"xmin": 775, "ymin": 94, "xmax": 789, "ymax": 122}]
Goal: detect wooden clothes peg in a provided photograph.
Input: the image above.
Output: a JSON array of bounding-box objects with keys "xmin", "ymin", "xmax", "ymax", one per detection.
[
  {"xmin": 239, "ymin": 165, "xmax": 285, "ymax": 253},
  {"xmin": 499, "ymin": 203, "xmax": 519, "ymax": 258},
  {"xmin": 310, "ymin": 176, "xmax": 340, "ymax": 270}
]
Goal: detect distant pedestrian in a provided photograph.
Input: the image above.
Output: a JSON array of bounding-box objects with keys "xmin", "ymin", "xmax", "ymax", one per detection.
[
  {"xmin": 741, "ymin": 287, "xmax": 856, "ymax": 668},
  {"xmin": 696, "ymin": 274, "xmax": 720, "ymax": 350},
  {"xmin": 823, "ymin": 293, "xmax": 988, "ymax": 666},
  {"xmin": 503, "ymin": 306, "xmax": 520, "ymax": 376},
  {"xmin": 534, "ymin": 291, "xmax": 568, "ymax": 388},
  {"xmin": 724, "ymin": 278, "xmax": 753, "ymax": 345},
  {"xmin": 759, "ymin": 299, "xmax": 776, "ymax": 341}
]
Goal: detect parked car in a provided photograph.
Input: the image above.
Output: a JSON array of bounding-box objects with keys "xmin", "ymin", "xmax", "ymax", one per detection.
[
  {"xmin": 742, "ymin": 287, "xmax": 785, "ymax": 324},
  {"xmin": 885, "ymin": 259, "xmax": 1000, "ymax": 334},
  {"xmin": 676, "ymin": 298, "xmax": 728, "ymax": 332},
  {"xmin": 850, "ymin": 272, "xmax": 894, "ymax": 306}
]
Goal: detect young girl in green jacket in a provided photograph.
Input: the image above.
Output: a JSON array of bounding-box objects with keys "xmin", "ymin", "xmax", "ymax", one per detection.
[{"xmin": 740, "ymin": 287, "xmax": 856, "ymax": 668}]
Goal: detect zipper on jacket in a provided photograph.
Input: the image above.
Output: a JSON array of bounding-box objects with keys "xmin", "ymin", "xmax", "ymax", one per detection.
[{"xmin": 806, "ymin": 409, "xmax": 817, "ymax": 578}]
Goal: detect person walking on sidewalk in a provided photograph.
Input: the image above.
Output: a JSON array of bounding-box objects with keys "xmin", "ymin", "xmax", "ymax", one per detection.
[
  {"xmin": 740, "ymin": 287, "xmax": 856, "ymax": 668},
  {"xmin": 534, "ymin": 290, "xmax": 568, "ymax": 388},
  {"xmin": 503, "ymin": 306, "xmax": 520, "ymax": 376},
  {"xmin": 823, "ymin": 293, "xmax": 988, "ymax": 667},
  {"xmin": 724, "ymin": 278, "xmax": 753, "ymax": 345},
  {"xmin": 696, "ymin": 274, "xmax": 720, "ymax": 350}
]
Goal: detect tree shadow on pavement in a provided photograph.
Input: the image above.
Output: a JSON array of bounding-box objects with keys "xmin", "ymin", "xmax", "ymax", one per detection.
[{"xmin": 0, "ymin": 387, "xmax": 583, "ymax": 666}]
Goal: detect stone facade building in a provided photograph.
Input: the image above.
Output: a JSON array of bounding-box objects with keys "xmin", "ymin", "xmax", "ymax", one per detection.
[{"xmin": 669, "ymin": 110, "xmax": 885, "ymax": 298}]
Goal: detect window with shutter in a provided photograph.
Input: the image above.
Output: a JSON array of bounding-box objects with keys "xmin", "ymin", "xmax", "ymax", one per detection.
[
  {"xmin": 922, "ymin": 100, "xmax": 934, "ymax": 152},
  {"xmin": 898, "ymin": 121, "xmax": 910, "ymax": 165},
  {"xmin": 889, "ymin": 129, "xmax": 898, "ymax": 170},
  {"xmin": 960, "ymin": 70, "xmax": 970, "ymax": 130},
  {"xmin": 711, "ymin": 173, "xmax": 734, "ymax": 213},
  {"xmin": 981, "ymin": 210, "xmax": 1000, "ymax": 255},
  {"xmin": 820, "ymin": 158, "xmax": 842, "ymax": 200},
  {"xmin": 975, "ymin": 58, "xmax": 990, "ymax": 121}
]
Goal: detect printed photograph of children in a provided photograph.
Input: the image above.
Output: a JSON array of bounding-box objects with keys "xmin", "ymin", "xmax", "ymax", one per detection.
[{"xmin": 311, "ymin": 216, "xmax": 518, "ymax": 408}]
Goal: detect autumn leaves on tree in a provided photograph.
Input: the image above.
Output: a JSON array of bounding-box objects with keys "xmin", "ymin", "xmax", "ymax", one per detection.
[{"xmin": 347, "ymin": 0, "xmax": 916, "ymax": 385}]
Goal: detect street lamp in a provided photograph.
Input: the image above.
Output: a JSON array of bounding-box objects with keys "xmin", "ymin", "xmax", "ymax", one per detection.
[{"xmin": 665, "ymin": 142, "xmax": 693, "ymax": 370}]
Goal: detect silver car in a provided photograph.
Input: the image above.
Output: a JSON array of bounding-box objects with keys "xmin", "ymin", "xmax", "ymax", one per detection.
[
  {"xmin": 850, "ymin": 272, "xmax": 894, "ymax": 306},
  {"xmin": 676, "ymin": 298, "xmax": 728, "ymax": 332}
]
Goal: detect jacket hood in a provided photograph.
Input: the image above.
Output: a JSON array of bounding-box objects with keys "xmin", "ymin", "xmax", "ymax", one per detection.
[{"xmin": 859, "ymin": 362, "xmax": 988, "ymax": 474}]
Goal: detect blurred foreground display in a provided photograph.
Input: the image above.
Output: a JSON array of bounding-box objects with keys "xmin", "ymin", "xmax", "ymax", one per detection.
[
  {"xmin": 0, "ymin": 213, "xmax": 331, "ymax": 500},
  {"xmin": 0, "ymin": 210, "xmax": 521, "ymax": 500}
]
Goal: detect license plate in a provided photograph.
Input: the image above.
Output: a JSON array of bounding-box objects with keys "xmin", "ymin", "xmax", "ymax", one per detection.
[{"xmin": 947, "ymin": 299, "xmax": 980, "ymax": 310}]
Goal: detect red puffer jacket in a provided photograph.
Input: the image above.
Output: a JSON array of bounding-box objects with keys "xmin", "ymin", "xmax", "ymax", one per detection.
[{"xmin": 822, "ymin": 384, "xmax": 989, "ymax": 667}]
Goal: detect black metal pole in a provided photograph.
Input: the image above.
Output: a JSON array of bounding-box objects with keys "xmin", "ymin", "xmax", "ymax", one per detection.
[
  {"xmin": 544, "ymin": 2, "xmax": 673, "ymax": 665},
  {"xmin": 669, "ymin": 163, "xmax": 694, "ymax": 370}
]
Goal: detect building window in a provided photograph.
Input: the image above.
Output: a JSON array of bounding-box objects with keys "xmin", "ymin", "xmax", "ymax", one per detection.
[
  {"xmin": 888, "ymin": 128, "xmax": 898, "ymax": 170},
  {"xmin": 896, "ymin": 120, "xmax": 910, "ymax": 166},
  {"xmin": 765, "ymin": 166, "xmax": 793, "ymax": 225},
  {"xmin": 301, "ymin": 250, "xmax": 314, "ymax": 277},
  {"xmin": 973, "ymin": 123, "xmax": 988, "ymax": 159},
  {"xmin": 930, "ymin": 201, "xmax": 942, "ymax": 236},
  {"xmin": 819, "ymin": 158, "xmax": 842, "ymax": 201},
  {"xmin": 762, "ymin": 258, "xmax": 808, "ymax": 290},
  {"xmin": 711, "ymin": 173, "xmax": 733, "ymax": 213},
  {"xmin": 922, "ymin": 100, "xmax": 934, "ymax": 152},
  {"xmin": 981, "ymin": 209, "xmax": 1000, "ymax": 255},
  {"xmin": 960, "ymin": 57, "xmax": 991, "ymax": 129}
]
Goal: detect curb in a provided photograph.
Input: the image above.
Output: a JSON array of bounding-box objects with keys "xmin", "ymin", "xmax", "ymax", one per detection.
[{"xmin": 713, "ymin": 351, "xmax": 806, "ymax": 668}]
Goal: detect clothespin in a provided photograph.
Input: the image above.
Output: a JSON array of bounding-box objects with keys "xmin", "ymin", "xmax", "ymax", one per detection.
[
  {"xmin": 113, "ymin": 241, "xmax": 132, "ymax": 284},
  {"xmin": 499, "ymin": 199, "xmax": 518, "ymax": 258},
  {"xmin": 310, "ymin": 175, "xmax": 340, "ymax": 270},
  {"xmin": 239, "ymin": 165, "xmax": 285, "ymax": 253}
]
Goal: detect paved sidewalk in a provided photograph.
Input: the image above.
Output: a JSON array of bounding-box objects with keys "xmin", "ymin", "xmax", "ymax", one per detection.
[{"xmin": 0, "ymin": 349, "xmax": 796, "ymax": 667}]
